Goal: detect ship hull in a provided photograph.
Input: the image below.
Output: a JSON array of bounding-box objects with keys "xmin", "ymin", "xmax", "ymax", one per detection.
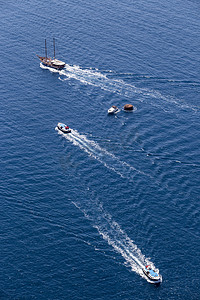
[{"xmin": 37, "ymin": 56, "xmax": 65, "ymax": 70}]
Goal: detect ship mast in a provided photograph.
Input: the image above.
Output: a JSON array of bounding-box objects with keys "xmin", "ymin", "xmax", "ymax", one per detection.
[
  {"xmin": 53, "ymin": 38, "xmax": 55, "ymax": 60},
  {"xmin": 45, "ymin": 39, "xmax": 47, "ymax": 59}
]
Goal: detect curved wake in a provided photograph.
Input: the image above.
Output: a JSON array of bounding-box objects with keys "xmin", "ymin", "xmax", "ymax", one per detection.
[{"xmin": 56, "ymin": 127, "xmax": 151, "ymax": 181}]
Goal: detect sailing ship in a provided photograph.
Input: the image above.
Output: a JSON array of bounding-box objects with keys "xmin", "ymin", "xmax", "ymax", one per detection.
[{"xmin": 37, "ymin": 38, "xmax": 65, "ymax": 70}]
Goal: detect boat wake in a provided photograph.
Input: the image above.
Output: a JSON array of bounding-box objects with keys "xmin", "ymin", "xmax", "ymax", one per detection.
[
  {"xmin": 55, "ymin": 127, "xmax": 151, "ymax": 181},
  {"xmin": 72, "ymin": 199, "xmax": 160, "ymax": 283},
  {"xmin": 55, "ymin": 127, "xmax": 161, "ymax": 283},
  {"xmin": 41, "ymin": 63, "xmax": 198, "ymax": 112}
]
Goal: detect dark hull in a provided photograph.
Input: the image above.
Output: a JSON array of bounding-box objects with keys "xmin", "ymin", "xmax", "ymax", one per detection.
[
  {"xmin": 124, "ymin": 104, "xmax": 134, "ymax": 111},
  {"xmin": 37, "ymin": 56, "xmax": 65, "ymax": 70},
  {"xmin": 42, "ymin": 62, "xmax": 65, "ymax": 70}
]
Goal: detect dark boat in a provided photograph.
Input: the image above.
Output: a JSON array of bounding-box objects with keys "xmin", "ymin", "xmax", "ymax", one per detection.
[
  {"xmin": 57, "ymin": 123, "xmax": 71, "ymax": 133},
  {"xmin": 143, "ymin": 265, "xmax": 162, "ymax": 284},
  {"xmin": 124, "ymin": 104, "xmax": 134, "ymax": 111},
  {"xmin": 37, "ymin": 39, "xmax": 65, "ymax": 70}
]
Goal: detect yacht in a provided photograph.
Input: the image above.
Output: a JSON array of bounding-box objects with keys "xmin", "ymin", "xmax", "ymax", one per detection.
[{"xmin": 37, "ymin": 39, "xmax": 65, "ymax": 70}]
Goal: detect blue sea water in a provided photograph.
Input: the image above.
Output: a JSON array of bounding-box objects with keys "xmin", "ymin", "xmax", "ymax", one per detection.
[{"xmin": 0, "ymin": 0, "xmax": 200, "ymax": 299}]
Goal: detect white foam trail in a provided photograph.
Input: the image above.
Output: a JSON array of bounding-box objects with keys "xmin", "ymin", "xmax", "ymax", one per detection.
[
  {"xmin": 72, "ymin": 200, "xmax": 160, "ymax": 283},
  {"xmin": 56, "ymin": 127, "xmax": 161, "ymax": 282},
  {"xmin": 56, "ymin": 127, "xmax": 150, "ymax": 181},
  {"xmin": 41, "ymin": 63, "xmax": 198, "ymax": 112},
  {"xmin": 40, "ymin": 63, "xmax": 58, "ymax": 73}
]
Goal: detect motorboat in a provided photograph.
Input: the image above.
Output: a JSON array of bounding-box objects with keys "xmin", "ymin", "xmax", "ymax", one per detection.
[
  {"xmin": 57, "ymin": 123, "xmax": 71, "ymax": 133},
  {"xmin": 143, "ymin": 265, "xmax": 162, "ymax": 284},
  {"xmin": 107, "ymin": 105, "xmax": 119, "ymax": 114}
]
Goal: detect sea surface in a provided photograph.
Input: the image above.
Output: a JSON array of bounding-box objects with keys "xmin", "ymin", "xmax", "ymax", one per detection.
[{"xmin": 0, "ymin": 1, "xmax": 200, "ymax": 299}]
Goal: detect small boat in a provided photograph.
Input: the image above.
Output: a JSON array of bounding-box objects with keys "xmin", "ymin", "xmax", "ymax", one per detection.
[
  {"xmin": 37, "ymin": 39, "xmax": 65, "ymax": 70},
  {"xmin": 143, "ymin": 265, "xmax": 162, "ymax": 284},
  {"xmin": 108, "ymin": 105, "xmax": 119, "ymax": 114},
  {"xmin": 57, "ymin": 123, "xmax": 71, "ymax": 133},
  {"xmin": 124, "ymin": 104, "xmax": 133, "ymax": 111}
]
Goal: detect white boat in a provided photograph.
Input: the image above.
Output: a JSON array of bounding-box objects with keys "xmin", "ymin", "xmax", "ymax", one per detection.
[
  {"xmin": 143, "ymin": 265, "xmax": 162, "ymax": 284},
  {"xmin": 107, "ymin": 105, "xmax": 119, "ymax": 114},
  {"xmin": 57, "ymin": 123, "xmax": 71, "ymax": 133}
]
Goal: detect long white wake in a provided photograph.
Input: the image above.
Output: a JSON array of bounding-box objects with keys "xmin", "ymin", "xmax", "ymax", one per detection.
[
  {"xmin": 56, "ymin": 127, "xmax": 150, "ymax": 181},
  {"xmin": 56, "ymin": 128, "xmax": 161, "ymax": 282},
  {"xmin": 41, "ymin": 63, "xmax": 198, "ymax": 112},
  {"xmin": 41, "ymin": 63, "xmax": 168, "ymax": 101},
  {"xmin": 72, "ymin": 200, "xmax": 161, "ymax": 283}
]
